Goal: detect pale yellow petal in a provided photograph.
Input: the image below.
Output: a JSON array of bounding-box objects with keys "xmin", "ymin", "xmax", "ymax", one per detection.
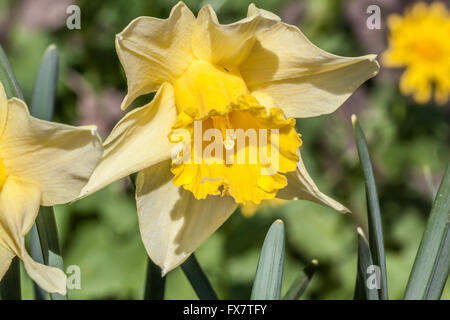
[
  {"xmin": 277, "ymin": 153, "xmax": 350, "ymax": 213},
  {"xmin": 241, "ymin": 23, "xmax": 379, "ymax": 118},
  {"xmin": 79, "ymin": 83, "xmax": 177, "ymax": 198},
  {"xmin": 0, "ymin": 98, "xmax": 103, "ymax": 206},
  {"xmin": 192, "ymin": 4, "xmax": 279, "ymax": 66},
  {"xmin": 22, "ymin": 250, "xmax": 67, "ymax": 295},
  {"xmin": 0, "ymin": 176, "xmax": 66, "ymax": 294},
  {"xmin": 0, "ymin": 245, "xmax": 14, "ymax": 280},
  {"xmin": 136, "ymin": 160, "xmax": 237, "ymax": 275},
  {"xmin": 116, "ymin": 2, "xmax": 196, "ymax": 110},
  {"xmin": 247, "ymin": 3, "xmax": 281, "ymax": 21}
]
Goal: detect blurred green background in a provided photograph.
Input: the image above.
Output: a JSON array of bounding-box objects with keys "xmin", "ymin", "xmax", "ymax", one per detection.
[{"xmin": 0, "ymin": 0, "xmax": 448, "ymax": 299}]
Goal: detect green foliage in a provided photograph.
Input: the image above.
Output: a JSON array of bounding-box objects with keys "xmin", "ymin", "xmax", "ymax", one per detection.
[
  {"xmin": 353, "ymin": 116, "xmax": 388, "ymax": 299},
  {"xmin": 0, "ymin": 0, "xmax": 448, "ymax": 300},
  {"xmin": 405, "ymin": 164, "xmax": 450, "ymax": 299},
  {"xmin": 251, "ymin": 220, "xmax": 285, "ymax": 300}
]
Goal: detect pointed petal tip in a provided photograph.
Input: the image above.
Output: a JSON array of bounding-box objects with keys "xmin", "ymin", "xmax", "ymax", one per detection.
[{"xmin": 161, "ymin": 266, "xmax": 169, "ymax": 277}]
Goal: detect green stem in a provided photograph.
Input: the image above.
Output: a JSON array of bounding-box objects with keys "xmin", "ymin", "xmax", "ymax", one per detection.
[
  {"xmin": 144, "ymin": 258, "xmax": 166, "ymax": 300},
  {"xmin": 181, "ymin": 254, "xmax": 218, "ymax": 300}
]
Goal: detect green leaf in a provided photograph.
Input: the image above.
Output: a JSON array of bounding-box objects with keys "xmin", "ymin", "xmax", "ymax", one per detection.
[
  {"xmin": 251, "ymin": 219, "xmax": 285, "ymax": 300},
  {"xmin": 0, "ymin": 44, "xmax": 22, "ymax": 300},
  {"xmin": 30, "ymin": 44, "xmax": 59, "ymax": 121},
  {"xmin": 0, "ymin": 257, "xmax": 21, "ymax": 300},
  {"xmin": 34, "ymin": 207, "xmax": 66, "ymax": 300},
  {"xmin": 404, "ymin": 163, "xmax": 450, "ymax": 300},
  {"xmin": 352, "ymin": 115, "xmax": 388, "ymax": 300},
  {"xmin": 0, "ymin": 44, "xmax": 24, "ymax": 100},
  {"xmin": 354, "ymin": 228, "xmax": 379, "ymax": 300},
  {"xmin": 29, "ymin": 225, "xmax": 48, "ymax": 300},
  {"xmin": 181, "ymin": 254, "xmax": 218, "ymax": 300},
  {"xmin": 283, "ymin": 259, "xmax": 318, "ymax": 300},
  {"xmin": 28, "ymin": 45, "xmax": 66, "ymax": 300},
  {"xmin": 144, "ymin": 258, "xmax": 166, "ymax": 300}
]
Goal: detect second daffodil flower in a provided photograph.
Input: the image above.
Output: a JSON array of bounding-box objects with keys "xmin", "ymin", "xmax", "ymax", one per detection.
[
  {"xmin": 0, "ymin": 82, "xmax": 103, "ymax": 295},
  {"xmin": 79, "ymin": 2, "xmax": 379, "ymax": 275}
]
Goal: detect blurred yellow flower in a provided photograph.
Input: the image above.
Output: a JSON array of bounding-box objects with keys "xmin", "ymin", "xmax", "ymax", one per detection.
[
  {"xmin": 383, "ymin": 2, "xmax": 450, "ymax": 105},
  {"xmin": 79, "ymin": 2, "xmax": 379, "ymax": 274},
  {"xmin": 0, "ymin": 83, "xmax": 103, "ymax": 294},
  {"xmin": 241, "ymin": 198, "xmax": 285, "ymax": 217}
]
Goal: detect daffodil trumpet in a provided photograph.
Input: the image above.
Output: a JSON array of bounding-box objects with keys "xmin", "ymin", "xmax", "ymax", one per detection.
[
  {"xmin": 79, "ymin": 2, "xmax": 379, "ymax": 275},
  {"xmin": 0, "ymin": 82, "xmax": 103, "ymax": 295}
]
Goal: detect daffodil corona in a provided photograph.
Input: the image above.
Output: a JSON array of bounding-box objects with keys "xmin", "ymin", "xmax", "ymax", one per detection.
[
  {"xmin": 0, "ymin": 83, "xmax": 103, "ymax": 294},
  {"xmin": 383, "ymin": 2, "xmax": 450, "ymax": 104},
  {"xmin": 80, "ymin": 2, "xmax": 379, "ymax": 274}
]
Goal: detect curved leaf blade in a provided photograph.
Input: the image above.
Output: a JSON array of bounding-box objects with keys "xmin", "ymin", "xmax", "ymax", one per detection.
[
  {"xmin": 354, "ymin": 227, "xmax": 379, "ymax": 300},
  {"xmin": 283, "ymin": 259, "xmax": 318, "ymax": 300},
  {"xmin": 405, "ymin": 163, "xmax": 450, "ymax": 300},
  {"xmin": 251, "ymin": 219, "xmax": 285, "ymax": 300},
  {"xmin": 352, "ymin": 115, "xmax": 388, "ymax": 300}
]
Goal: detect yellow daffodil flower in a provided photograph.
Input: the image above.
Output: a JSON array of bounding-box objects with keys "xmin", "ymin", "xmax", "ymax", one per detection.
[
  {"xmin": 79, "ymin": 2, "xmax": 379, "ymax": 275},
  {"xmin": 383, "ymin": 2, "xmax": 450, "ymax": 105},
  {"xmin": 0, "ymin": 82, "xmax": 103, "ymax": 294}
]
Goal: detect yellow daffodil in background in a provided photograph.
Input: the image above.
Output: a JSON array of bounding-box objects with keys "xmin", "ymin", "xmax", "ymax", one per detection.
[
  {"xmin": 0, "ymin": 82, "xmax": 103, "ymax": 294},
  {"xmin": 79, "ymin": 2, "xmax": 379, "ymax": 275},
  {"xmin": 383, "ymin": 2, "xmax": 450, "ymax": 105}
]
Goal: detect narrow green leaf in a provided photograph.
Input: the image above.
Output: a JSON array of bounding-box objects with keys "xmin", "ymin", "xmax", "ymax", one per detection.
[
  {"xmin": 405, "ymin": 163, "xmax": 450, "ymax": 300},
  {"xmin": 251, "ymin": 219, "xmax": 285, "ymax": 300},
  {"xmin": 283, "ymin": 259, "xmax": 318, "ymax": 300},
  {"xmin": 181, "ymin": 254, "xmax": 218, "ymax": 300},
  {"xmin": 0, "ymin": 44, "xmax": 24, "ymax": 100},
  {"xmin": 29, "ymin": 45, "xmax": 66, "ymax": 300},
  {"xmin": 34, "ymin": 207, "xmax": 66, "ymax": 300},
  {"xmin": 0, "ymin": 257, "xmax": 21, "ymax": 300},
  {"xmin": 30, "ymin": 44, "xmax": 59, "ymax": 121},
  {"xmin": 352, "ymin": 115, "xmax": 388, "ymax": 300},
  {"xmin": 144, "ymin": 258, "xmax": 166, "ymax": 300},
  {"xmin": 354, "ymin": 227, "xmax": 379, "ymax": 300},
  {"xmin": 0, "ymin": 44, "xmax": 22, "ymax": 300},
  {"xmin": 29, "ymin": 225, "xmax": 48, "ymax": 300}
]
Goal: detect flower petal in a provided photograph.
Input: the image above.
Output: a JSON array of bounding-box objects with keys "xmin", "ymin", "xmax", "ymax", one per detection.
[
  {"xmin": 0, "ymin": 176, "xmax": 66, "ymax": 294},
  {"xmin": 79, "ymin": 83, "xmax": 177, "ymax": 198},
  {"xmin": 116, "ymin": 2, "xmax": 196, "ymax": 110},
  {"xmin": 0, "ymin": 98, "xmax": 103, "ymax": 206},
  {"xmin": 0, "ymin": 245, "xmax": 14, "ymax": 280},
  {"xmin": 192, "ymin": 4, "xmax": 279, "ymax": 66},
  {"xmin": 277, "ymin": 153, "xmax": 350, "ymax": 213},
  {"xmin": 136, "ymin": 160, "xmax": 237, "ymax": 274},
  {"xmin": 241, "ymin": 23, "xmax": 379, "ymax": 118},
  {"xmin": 247, "ymin": 3, "xmax": 281, "ymax": 21}
]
